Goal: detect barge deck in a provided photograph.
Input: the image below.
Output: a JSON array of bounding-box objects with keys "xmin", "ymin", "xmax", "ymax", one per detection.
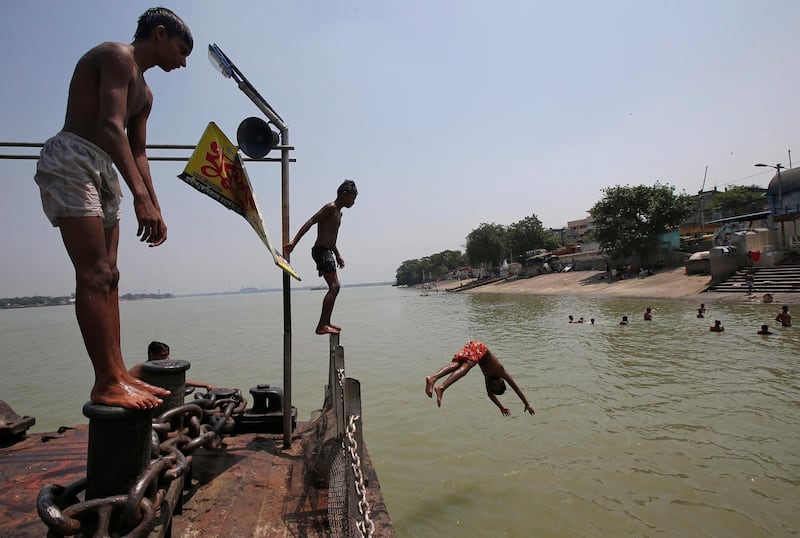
[{"xmin": 1, "ymin": 419, "xmax": 394, "ymax": 537}]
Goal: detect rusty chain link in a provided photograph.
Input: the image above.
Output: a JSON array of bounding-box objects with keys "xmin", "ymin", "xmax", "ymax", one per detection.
[
  {"xmin": 344, "ymin": 414, "xmax": 374, "ymax": 538},
  {"xmin": 336, "ymin": 368, "xmax": 345, "ymax": 388},
  {"xmin": 37, "ymin": 389, "xmax": 246, "ymax": 537}
]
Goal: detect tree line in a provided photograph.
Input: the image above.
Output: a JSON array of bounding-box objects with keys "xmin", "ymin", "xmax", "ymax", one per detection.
[
  {"xmin": 395, "ymin": 182, "xmax": 766, "ymax": 286},
  {"xmin": 1, "ymin": 295, "xmax": 73, "ymax": 309},
  {"xmin": 2, "ymin": 292, "xmax": 175, "ymax": 309}
]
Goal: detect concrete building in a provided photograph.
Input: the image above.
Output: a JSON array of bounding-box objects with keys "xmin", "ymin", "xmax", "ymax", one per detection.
[{"xmin": 567, "ymin": 215, "xmax": 594, "ymax": 241}]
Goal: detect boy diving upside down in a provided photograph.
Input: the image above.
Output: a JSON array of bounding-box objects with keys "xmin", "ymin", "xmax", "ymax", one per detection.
[{"xmin": 425, "ymin": 341, "xmax": 535, "ymax": 416}]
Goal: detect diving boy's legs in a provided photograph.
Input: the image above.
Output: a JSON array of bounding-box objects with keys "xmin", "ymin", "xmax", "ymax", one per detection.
[
  {"xmin": 434, "ymin": 361, "xmax": 473, "ymax": 406},
  {"xmin": 425, "ymin": 361, "xmax": 460, "ymax": 397},
  {"xmin": 425, "ymin": 360, "xmax": 473, "ymax": 406},
  {"xmin": 59, "ymin": 216, "xmax": 169, "ymax": 409},
  {"xmin": 316, "ymin": 271, "xmax": 341, "ymax": 335}
]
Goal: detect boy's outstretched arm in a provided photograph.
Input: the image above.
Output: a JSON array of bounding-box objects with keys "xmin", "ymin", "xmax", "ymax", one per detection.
[
  {"xmin": 504, "ymin": 374, "xmax": 535, "ymax": 415},
  {"xmin": 487, "ymin": 391, "xmax": 511, "ymax": 416}
]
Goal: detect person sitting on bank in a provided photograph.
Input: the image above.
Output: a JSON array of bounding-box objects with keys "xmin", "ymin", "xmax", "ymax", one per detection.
[
  {"xmin": 710, "ymin": 320, "xmax": 725, "ymax": 332},
  {"xmin": 757, "ymin": 324, "xmax": 773, "ymax": 335},
  {"xmin": 424, "ymin": 341, "xmax": 534, "ymax": 416},
  {"xmin": 129, "ymin": 341, "xmax": 216, "ymax": 391},
  {"xmin": 776, "ymin": 305, "xmax": 792, "ymax": 327}
]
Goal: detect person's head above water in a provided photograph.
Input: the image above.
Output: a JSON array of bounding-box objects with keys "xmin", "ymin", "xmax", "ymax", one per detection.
[{"xmin": 147, "ymin": 341, "xmax": 170, "ymax": 361}]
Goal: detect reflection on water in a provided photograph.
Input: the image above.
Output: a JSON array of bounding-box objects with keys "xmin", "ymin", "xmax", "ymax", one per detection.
[{"xmin": 1, "ymin": 286, "xmax": 799, "ymax": 537}]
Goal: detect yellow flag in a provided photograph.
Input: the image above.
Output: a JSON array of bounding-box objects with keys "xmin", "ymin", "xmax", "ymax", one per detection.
[{"xmin": 178, "ymin": 122, "xmax": 301, "ymax": 281}]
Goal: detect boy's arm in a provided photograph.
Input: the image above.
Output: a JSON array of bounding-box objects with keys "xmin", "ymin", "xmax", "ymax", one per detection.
[
  {"xmin": 333, "ymin": 245, "xmax": 345, "ymax": 268},
  {"xmin": 127, "ymin": 97, "xmax": 166, "ymax": 246},
  {"xmin": 284, "ymin": 218, "xmax": 313, "ymax": 255},
  {"xmin": 285, "ymin": 204, "xmax": 334, "ymax": 254},
  {"xmin": 486, "ymin": 390, "xmax": 511, "ymax": 416},
  {"xmin": 503, "ymin": 373, "xmax": 535, "ymax": 415},
  {"xmin": 128, "ymin": 363, "xmax": 144, "ymax": 378},
  {"xmin": 96, "ymin": 48, "xmax": 165, "ymax": 245},
  {"xmin": 186, "ymin": 379, "xmax": 215, "ymax": 390}
]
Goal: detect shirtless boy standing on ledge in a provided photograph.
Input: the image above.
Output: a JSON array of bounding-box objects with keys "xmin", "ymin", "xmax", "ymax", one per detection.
[
  {"xmin": 34, "ymin": 8, "xmax": 193, "ymax": 409},
  {"xmin": 285, "ymin": 180, "xmax": 358, "ymax": 335}
]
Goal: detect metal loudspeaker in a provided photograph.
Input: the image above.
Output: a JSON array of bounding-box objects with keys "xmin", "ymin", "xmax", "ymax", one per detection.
[{"xmin": 236, "ymin": 117, "xmax": 279, "ymax": 158}]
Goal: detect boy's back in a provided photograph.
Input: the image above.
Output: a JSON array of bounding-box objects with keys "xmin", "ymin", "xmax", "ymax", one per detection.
[{"xmin": 63, "ymin": 43, "xmax": 150, "ymax": 147}]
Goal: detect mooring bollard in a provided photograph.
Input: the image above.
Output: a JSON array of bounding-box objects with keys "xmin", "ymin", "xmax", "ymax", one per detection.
[
  {"xmin": 141, "ymin": 358, "xmax": 191, "ymax": 412},
  {"xmin": 82, "ymin": 359, "xmax": 189, "ymax": 501},
  {"xmin": 82, "ymin": 403, "xmax": 152, "ymax": 500}
]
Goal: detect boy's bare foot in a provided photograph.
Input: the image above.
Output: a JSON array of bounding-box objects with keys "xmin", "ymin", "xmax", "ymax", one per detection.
[
  {"xmin": 425, "ymin": 376, "xmax": 435, "ymax": 398},
  {"xmin": 316, "ymin": 325, "xmax": 341, "ymax": 335},
  {"xmin": 434, "ymin": 385, "xmax": 444, "ymax": 407},
  {"xmin": 330, "ymin": 323, "xmax": 342, "ymax": 331},
  {"xmin": 91, "ymin": 380, "xmax": 163, "ymax": 410},
  {"xmin": 128, "ymin": 375, "xmax": 171, "ymax": 397}
]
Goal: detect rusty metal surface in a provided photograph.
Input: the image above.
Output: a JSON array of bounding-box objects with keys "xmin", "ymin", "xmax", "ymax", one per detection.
[
  {"xmin": 0, "ymin": 426, "xmax": 87, "ymax": 537},
  {"xmin": 173, "ymin": 421, "xmax": 394, "ymax": 537},
  {"xmin": 1, "ymin": 422, "xmax": 395, "ymax": 537}
]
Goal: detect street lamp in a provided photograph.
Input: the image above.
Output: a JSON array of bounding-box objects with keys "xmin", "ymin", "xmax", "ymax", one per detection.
[{"xmin": 755, "ymin": 162, "xmax": 785, "ymax": 249}]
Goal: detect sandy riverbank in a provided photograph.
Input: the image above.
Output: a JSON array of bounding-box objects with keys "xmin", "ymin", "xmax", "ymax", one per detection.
[{"xmin": 427, "ymin": 268, "xmax": 781, "ymax": 304}]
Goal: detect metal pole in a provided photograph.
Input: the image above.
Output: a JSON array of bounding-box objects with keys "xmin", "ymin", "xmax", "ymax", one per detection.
[
  {"xmin": 206, "ymin": 44, "xmax": 295, "ymax": 447},
  {"xmin": 281, "ymin": 128, "xmax": 292, "ymax": 448},
  {"xmin": 778, "ymin": 165, "xmax": 785, "ymax": 251}
]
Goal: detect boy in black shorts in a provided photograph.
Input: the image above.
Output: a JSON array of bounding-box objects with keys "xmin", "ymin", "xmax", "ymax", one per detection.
[{"xmin": 285, "ymin": 180, "xmax": 357, "ymax": 334}]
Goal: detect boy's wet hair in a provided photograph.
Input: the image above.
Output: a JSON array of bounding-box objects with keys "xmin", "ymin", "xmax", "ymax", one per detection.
[
  {"xmin": 147, "ymin": 340, "xmax": 170, "ymax": 359},
  {"xmin": 337, "ymin": 179, "xmax": 358, "ymax": 196},
  {"xmin": 488, "ymin": 377, "xmax": 506, "ymax": 395},
  {"xmin": 135, "ymin": 7, "xmax": 193, "ymax": 51}
]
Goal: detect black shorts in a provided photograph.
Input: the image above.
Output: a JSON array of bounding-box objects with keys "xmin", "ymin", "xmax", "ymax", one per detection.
[{"xmin": 312, "ymin": 246, "xmax": 337, "ymax": 275}]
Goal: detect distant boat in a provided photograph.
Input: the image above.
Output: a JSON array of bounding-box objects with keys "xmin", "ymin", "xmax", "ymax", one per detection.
[{"xmin": 239, "ymin": 287, "xmax": 260, "ymax": 293}]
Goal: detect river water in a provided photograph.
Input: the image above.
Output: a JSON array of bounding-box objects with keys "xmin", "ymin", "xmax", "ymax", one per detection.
[{"xmin": 1, "ymin": 285, "xmax": 798, "ymax": 537}]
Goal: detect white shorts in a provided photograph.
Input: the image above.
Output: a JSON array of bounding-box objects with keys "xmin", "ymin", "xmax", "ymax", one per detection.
[{"xmin": 34, "ymin": 131, "xmax": 122, "ymax": 228}]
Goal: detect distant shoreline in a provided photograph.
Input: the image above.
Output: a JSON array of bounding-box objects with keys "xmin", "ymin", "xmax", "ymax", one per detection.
[
  {"xmin": 1, "ymin": 282, "xmax": 396, "ymax": 309},
  {"xmin": 419, "ymin": 269, "xmax": 784, "ymax": 304}
]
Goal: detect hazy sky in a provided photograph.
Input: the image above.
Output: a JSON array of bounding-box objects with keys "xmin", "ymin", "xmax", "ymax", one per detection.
[{"xmin": 2, "ymin": 0, "xmax": 798, "ymax": 297}]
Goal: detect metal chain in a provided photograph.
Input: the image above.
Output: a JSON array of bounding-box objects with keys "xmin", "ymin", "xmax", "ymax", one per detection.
[
  {"xmin": 336, "ymin": 368, "xmax": 346, "ymax": 409},
  {"xmin": 336, "ymin": 368, "xmax": 345, "ymax": 388},
  {"xmin": 344, "ymin": 414, "xmax": 374, "ymax": 538},
  {"xmin": 37, "ymin": 389, "xmax": 246, "ymax": 537}
]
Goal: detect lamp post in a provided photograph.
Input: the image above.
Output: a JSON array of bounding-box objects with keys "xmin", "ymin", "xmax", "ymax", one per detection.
[{"xmin": 755, "ymin": 163, "xmax": 785, "ymax": 250}]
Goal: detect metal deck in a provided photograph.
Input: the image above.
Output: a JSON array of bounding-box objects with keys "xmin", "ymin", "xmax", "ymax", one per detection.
[{"xmin": 0, "ymin": 423, "xmax": 394, "ymax": 537}]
